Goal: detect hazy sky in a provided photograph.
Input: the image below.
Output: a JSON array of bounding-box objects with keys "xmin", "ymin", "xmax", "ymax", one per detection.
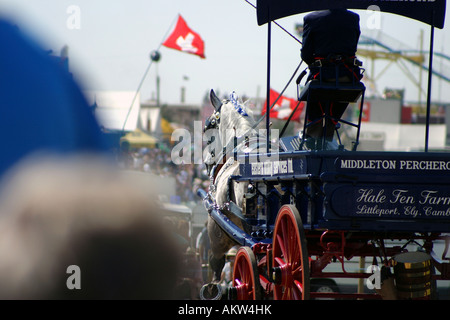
[{"xmin": 1, "ymin": 0, "xmax": 450, "ymax": 105}]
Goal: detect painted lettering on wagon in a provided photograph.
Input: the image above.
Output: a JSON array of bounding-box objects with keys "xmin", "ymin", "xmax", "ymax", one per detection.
[
  {"xmin": 355, "ymin": 188, "xmax": 450, "ymax": 218},
  {"xmin": 340, "ymin": 159, "xmax": 450, "ymax": 171},
  {"xmin": 251, "ymin": 158, "xmax": 295, "ymax": 176},
  {"xmin": 341, "ymin": 159, "xmax": 396, "ymax": 170}
]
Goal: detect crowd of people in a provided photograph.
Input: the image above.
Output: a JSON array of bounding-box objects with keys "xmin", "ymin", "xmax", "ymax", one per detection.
[{"xmin": 117, "ymin": 145, "xmax": 210, "ymax": 204}]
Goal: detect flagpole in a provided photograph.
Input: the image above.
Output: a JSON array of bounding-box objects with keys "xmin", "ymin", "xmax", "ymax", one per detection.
[
  {"xmin": 121, "ymin": 15, "xmax": 179, "ymax": 133},
  {"xmin": 266, "ymin": 19, "xmax": 272, "ymax": 153}
]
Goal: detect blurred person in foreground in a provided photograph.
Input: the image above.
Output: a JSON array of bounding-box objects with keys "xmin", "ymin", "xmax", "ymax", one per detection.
[
  {"xmin": 0, "ymin": 154, "xmax": 181, "ymax": 299},
  {"xmin": 0, "ymin": 18, "xmax": 181, "ymax": 299}
]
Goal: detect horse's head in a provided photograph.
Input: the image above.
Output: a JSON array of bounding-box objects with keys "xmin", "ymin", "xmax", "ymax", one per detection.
[
  {"xmin": 203, "ymin": 89, "xmax": 223, "ymax": 134},
  {"xmin": 203, "ymin": 90, "xmax": 257, "ymax": 176}
]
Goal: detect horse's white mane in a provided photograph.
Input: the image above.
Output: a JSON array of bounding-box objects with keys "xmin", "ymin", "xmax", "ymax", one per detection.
[{"xmin": 218, "ymin": 92, "xmax": 257, "ymax": 139}]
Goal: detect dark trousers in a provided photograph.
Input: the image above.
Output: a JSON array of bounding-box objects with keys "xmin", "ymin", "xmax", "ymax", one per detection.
[
  {"xmin": 304, "ymin": 63, "xmax": 362, "ymax": 140},
  {"xmin": 305, "ymin": 100, "xmax": 348, "ymax": 140}
]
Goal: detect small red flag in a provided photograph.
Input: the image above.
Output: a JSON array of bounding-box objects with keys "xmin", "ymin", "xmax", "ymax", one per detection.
[
  {"xmin": 162, "ymin": 15, "xmax": 205, "ymax": 59},
  {"xmin": 263, "ymin": 89, "xmax": 304, "ymax": 122}
]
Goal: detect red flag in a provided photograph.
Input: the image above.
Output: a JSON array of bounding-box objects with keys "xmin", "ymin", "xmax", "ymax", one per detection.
[
  {"xmin": 263, "ymin": 89, "xmax": 304, "ymax": 122},
  {"xmin": 162, "ymin": 15, "xmax": 205, "ymax": 59},
  {"xmin": 361, "ymin": 101, "xmax": 371, "ymax": 122}
]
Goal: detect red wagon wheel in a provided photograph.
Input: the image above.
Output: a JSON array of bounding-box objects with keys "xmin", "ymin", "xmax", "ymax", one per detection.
[
  {"xmin": 272, "ymin": 205, "xmax": 310, "ymax": 300},
  {"xmin": 232, "ymin": 246, "xmax": 262, "ymax": 300}
]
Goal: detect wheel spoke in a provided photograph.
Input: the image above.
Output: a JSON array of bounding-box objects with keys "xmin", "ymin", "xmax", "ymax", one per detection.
[
  {"xmin": 292, "ymin": 286, "xmax": 301, "ymax": 300},
  {"xmin": 276, "ymin": 233, "xmax": 287, "ymax": 261},
  {"xmin": 288, "ymin": 236, "xmax": 298, "ymax": 264},
  {"xmin": 237, "ymin": 261, "xmax": 244, "ymax": 278},
  {"xmin": 282, "ymin": 287, "xmax": 290, "ymax": 300},
  {"xmin": 292, "ymin": 264, "xmax": 303, "ymax": 278},
  {"xmin": 281, "ymin": 219, "xmax": 290, "ymax": 261},
  {"xmin": 285, "ymin": 219, "xmax": 297, "ymax": 264},
  {"xmin": 294, "ymin": 280, "xmax": 304, "ymax": 295},
  {"xmin": 274, "ymin": 256, "xmax": 286, "ymax": 268},
  {"xmin": 240, "ymin": 263, "xmax": 249, "ymax": 283}
]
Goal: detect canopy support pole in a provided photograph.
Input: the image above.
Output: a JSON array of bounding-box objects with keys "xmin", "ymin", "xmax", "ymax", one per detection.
[
  {"xmin": 266, "ymin": 18, "xmax": 272, "ymax": 153},
  {"xmin": 425, "ymin": 16, "xmax": 435, "ymax": 152}
]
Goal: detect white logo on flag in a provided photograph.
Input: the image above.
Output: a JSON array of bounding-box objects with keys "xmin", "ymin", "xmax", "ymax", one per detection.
[
  {"xmin": 276, "ymin": 98, "xmax": 292, "ymax": 118},
  {"xmin": 176, "ymin": 33, "xmax": 198, "ymax": 54}
]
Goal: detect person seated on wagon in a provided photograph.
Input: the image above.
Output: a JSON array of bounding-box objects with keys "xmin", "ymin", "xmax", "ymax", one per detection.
[{"xmin": 301, "ymin": 8, "xmax": 363, "ymax": 148}]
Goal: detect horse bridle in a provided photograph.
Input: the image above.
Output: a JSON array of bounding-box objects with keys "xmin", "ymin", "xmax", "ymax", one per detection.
[{"xmin": 204, "ymin": 110, "xmax": 221, "ymax": 133}]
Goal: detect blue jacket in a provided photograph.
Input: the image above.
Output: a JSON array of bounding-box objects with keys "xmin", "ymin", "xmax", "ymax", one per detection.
[
  {"xmin": 0, "ymin": 19, "xmax": 108, "ymax": 177},
  {"xmin": 301, "ymin": 9, "xmax": 360, "ymax": 65}
]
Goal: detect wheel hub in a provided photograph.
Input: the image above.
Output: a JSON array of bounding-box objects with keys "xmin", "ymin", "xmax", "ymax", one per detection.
[
  {"xmin": 273, "ymin": 263, "xmax": 294, "ymax": 287},
  {"xmin": 234, "ymin": 279, "xmax": 250, "ymax": 300}
]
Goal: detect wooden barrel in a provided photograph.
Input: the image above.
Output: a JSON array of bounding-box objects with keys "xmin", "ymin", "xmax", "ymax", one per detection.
[{"xmin": 392, "ymin": 252, "xmax": 432, "ymax": 299}]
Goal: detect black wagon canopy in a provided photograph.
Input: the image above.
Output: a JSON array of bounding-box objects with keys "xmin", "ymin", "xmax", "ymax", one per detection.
[{"xmin": 256, "ymin": 0, "xmax": 446, "ymax": 29}]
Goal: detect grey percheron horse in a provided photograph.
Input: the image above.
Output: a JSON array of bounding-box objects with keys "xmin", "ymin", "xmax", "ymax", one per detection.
[{"xmin": 202, "ymin": 90, "xmax": 278, "ymax": 293}]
